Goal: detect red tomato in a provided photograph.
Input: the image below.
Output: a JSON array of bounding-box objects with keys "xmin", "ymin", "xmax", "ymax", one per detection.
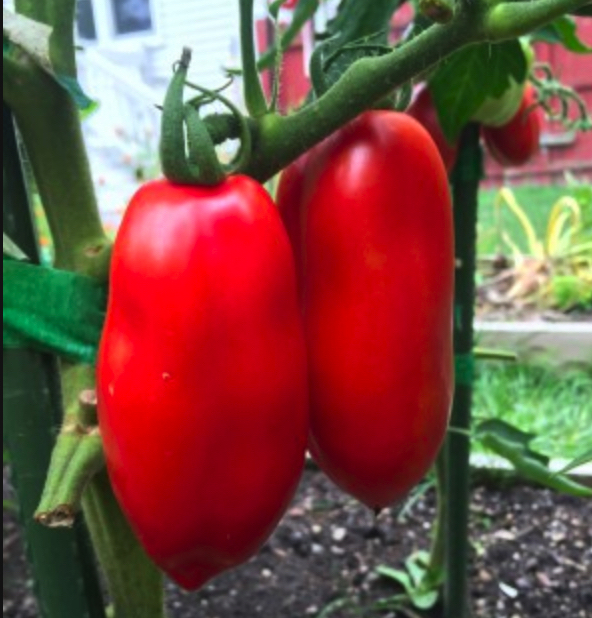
[
  {"xmin": 277, "ymin": 111, "xmax": 454, "ymax": 510},
  {"xmin": 407, "ymin": 85, "xmax": 458, "ymax": 172},
  {"xmin": 482, "ymin": 84, "xmax": 542, "ymax": 166},
  {"xmin": 97, "ymin": 176, "xmax": 308, "ymax": 590}
]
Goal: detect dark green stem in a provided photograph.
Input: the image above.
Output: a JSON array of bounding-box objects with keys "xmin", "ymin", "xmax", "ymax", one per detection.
[
  {"xmin": 443, "ymin": 124, "xmax": 483, "ymax": 618},
  {"xmin": 4, "ymin": 57, "xmax": 110, "ymax": 275},
  {"xmin": 4, "ymin": 102, "xmax": 107, "ymax": 618},
  {"xmin": 35, "ymin": 429, "xmax": 104, "ymax": 527},
  {"xmin": 239, "ymin": 0, "xmax": 268, "ymax": 117},
  {"xmin": 427, "ymin": 450, "xmax": 447, "ymax": 578},
  {"xmin": 485, "ymin": 0, "xmax": 586, "ymax": 40},
  {"xmin": 48, "ymin": 0, "xmax": 77, "ymax": 76}
]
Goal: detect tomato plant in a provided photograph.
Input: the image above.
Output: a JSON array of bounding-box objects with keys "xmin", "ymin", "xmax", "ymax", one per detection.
[
  {"xmin": 277, "ymin": 111, "xmax": 454, "ymax": 510},
  {"xmin": 407, "ymin": 85, "xmax": 459, "ymax": 172},
  {"xmin": 482, "ymin": 83, "xmax": 543, "ymax": 166},
  {"xmin": 97, "ymin": 176, "xmax": 308, "ymax": 590}
]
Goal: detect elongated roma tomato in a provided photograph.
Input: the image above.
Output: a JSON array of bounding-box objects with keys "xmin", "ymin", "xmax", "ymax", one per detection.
[
  {"xmin": 482, "ymin": 84, "xmax": 542, "ymax": 166},
  {"xmin": 97, "ymin": 176, "xmax": 308, "ymax": 590},
  {"xmin": 277, "ymin": 111, "xmax": 454, "ymax": 511}
]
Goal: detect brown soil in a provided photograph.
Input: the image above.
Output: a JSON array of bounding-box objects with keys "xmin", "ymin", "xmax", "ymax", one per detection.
[{"xmin": 4, "ymin": 467, "xmax": 591, "ymax": 618}]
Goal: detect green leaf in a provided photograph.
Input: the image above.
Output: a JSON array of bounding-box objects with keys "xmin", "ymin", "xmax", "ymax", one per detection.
[
  {"xmin": 557, "ymin": 449, "xmax": 592, "ymax": 474},
  {"xmin": 3, "ymin": 260, "xmax": 107, "ymax": 364},
  {"xmin": 377, "ymin": 565, "xmax": 413, "ymax": 591},
  {"xmin": 405, "ymin": 552, "xmax": 428, "ymax": 588},
  {"xmin": 476, "ymin": 419, "xmax": 592, "ymax": 498},
  {"xmin": 429, "ymin": 40, "xmax": 527, "ymax": 142},
  {"xmin": 55, "ymin": 74, "xmax": 98, "ymax": 113},
  {"xmin": 533, "ymin": 16, "xmax": 592, "ymax": 53},
  {"xmin": 325, "ymin": 0, "xmax": 403, "ymax": 45},
  {"xmin": 409, "ymin": 588, "xmax": 439, "ymax": 611},
  {"xmin": 3, "ymin": 234, "xmax": 29, "ymax": 261}
]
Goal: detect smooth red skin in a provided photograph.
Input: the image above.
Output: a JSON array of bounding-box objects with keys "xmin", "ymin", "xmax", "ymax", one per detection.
[
  {"xmin": 97, "ymin": 176, "xmax": 308, "ymax": 590},
  {"xmin": 407, "ymin": 86, "xmax": 458, "ymax": 173},
  {"xmin": 482, "ymin": 84, "xmax": 542, "ymax": 167},
  {"xmin": 277, "ymin": 111, "xmax": 454, "ymax": 510}
]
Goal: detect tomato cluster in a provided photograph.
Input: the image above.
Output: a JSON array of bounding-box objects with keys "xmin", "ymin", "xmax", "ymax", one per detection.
[{"xmin": 97, "ymin": 109, "xmax": 454, "ymax": 591}]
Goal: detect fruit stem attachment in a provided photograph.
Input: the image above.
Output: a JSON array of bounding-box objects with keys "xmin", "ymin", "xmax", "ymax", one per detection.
[
  {"xmin": 160, "ymin": 48, "xmax": 225, "ymax": 186},
  {"xmin": 185, "ymin": 81, "xmax": 253, "ymax": 175}
]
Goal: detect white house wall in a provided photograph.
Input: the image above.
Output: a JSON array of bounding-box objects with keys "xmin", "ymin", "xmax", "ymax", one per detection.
[{"xmin": 152, "ymin": 0, "xmax": 240, "ymax": 90}]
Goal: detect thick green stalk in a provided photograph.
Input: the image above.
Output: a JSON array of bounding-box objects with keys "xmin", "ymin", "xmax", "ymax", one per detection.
[
  {"xmin": 4, "ymin": 102, "xmax": 106, "ymax": 618},
  {"xmin": 48, "ymin": 0, "xmax": 77, "ymax": 76},
  {"xmin": 4, "ymin": 57, "xmax": 109, "ymax": 275},
  {"xmin": 5, "ymin": 4, "xmax": 165, "ymax": 617},
  {"xmin": 485, "ymin": 0, "xmax": 585, "ymax": 39},
  {"xmin": 443, "ymin": 124, "xmax": 483, "ymax": 618}
]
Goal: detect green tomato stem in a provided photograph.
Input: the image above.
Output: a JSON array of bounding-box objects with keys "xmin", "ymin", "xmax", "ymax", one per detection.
[
  {"xmin": 239, "ymin": 0, "xmax": 269, "ymax": 117},
  {"xmin": 485, "ymin": 0, "xmax": 587, "ymax": 40}
]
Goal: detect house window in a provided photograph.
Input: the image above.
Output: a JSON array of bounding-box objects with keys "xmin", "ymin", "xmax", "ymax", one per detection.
[
  {"xmin": 76, "ymin": 0, "xmax": 97, "ymax": 40},
  {"xmin": 111, "ymin": 0, "xmax": 153, "ymax": 35}
]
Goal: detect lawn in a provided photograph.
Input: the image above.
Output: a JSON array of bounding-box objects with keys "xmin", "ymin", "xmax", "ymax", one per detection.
[{"xmin": 472, "ymin": 362, "xmax": 592, "ymax": 461}]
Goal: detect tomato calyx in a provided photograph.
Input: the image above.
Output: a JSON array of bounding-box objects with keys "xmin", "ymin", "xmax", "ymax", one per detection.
[{"xmin": 160, "ymin": 48, "xmax": 252, "ymax": 186}]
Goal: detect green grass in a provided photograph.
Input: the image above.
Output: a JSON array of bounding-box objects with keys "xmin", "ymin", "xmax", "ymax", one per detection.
[
  {"xmin": 472, "ymin": 363, "xmax": 592, "ymax": 460},
  {"xmin": 477, "ymin": 181, "xmax": 592, "ymax": 256}
]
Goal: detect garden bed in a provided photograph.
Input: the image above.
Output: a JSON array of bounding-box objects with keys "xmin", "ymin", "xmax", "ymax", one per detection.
[{"xmin": 4, "ymin": 467, "xmax": 591, "ymax": 618}]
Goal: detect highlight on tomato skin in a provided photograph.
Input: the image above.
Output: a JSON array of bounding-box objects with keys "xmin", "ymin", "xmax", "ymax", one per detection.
[
  {"xmin": 277, "ymin": 110, "xmax": 454, "ymax": 512},
  {"xmin": 481, "ymin": 83, "xmax": 543, "ymax": 167},
  {"xmin": 406, "ymin": 84, "xmax": 459, "ymax": 173},
  {"xmin": 96, "ymin": 175, "xmax": 309, "ymax": 591}
]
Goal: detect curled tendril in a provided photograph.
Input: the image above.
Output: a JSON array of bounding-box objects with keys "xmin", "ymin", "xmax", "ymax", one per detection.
[
  {"xmin": 186, "ymin": 77, "xmax": 235, "ymax": 107},
  {"xmin": 530, "ymin": 64, "xmax": 592, "ymax": 132},
  {"xmin": 185, "ymin": 80, "xmax": 253, "ymax": 175}
]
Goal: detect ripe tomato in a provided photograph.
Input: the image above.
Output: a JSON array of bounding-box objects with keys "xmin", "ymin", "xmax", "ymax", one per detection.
[
  {"xmin": 482, "ymin": 84, "xmax": 542, "ymax": 166},
  {"xmin": 407, "ymin": 85, "xmax": 458, "ymax": 172},
  {"xmin": 277, "ymin": 111, "xmax": 454, "ymax": 510},
  {"xmin": 97, "ymin": 176, "xmax": 308, "ymax": 590}
]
